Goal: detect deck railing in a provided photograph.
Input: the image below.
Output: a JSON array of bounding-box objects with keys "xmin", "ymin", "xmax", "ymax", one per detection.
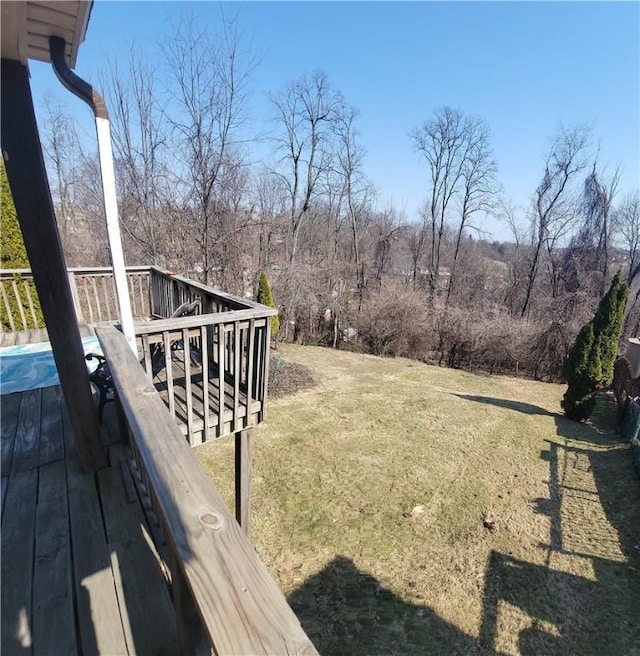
[
  {"xmin": 69, "ymin": 266, "xmax": 151, "ymax": 324},
  {"xmin": 136, "ymin": 267, "xmax": 275, "ymax": 444},
  {"xmin": 1, "ymin": 265, "xmax": 276, "ymax": 446},
  {"xmin": 0, "ymin": 266, "xmax": 151, "ymax": 330},
  {"xmin": 97, "ymin": 326, "xmax": 316, "ymax": 656}
]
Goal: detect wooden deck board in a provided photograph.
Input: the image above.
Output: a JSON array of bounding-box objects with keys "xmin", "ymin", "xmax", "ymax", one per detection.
[
  {"xmin": 11, "ymin": 388, "xmax": 41, "ymax": 474},
  {"xmin": 38, "ymin": 386, "xmax": 64, "ymax": 466},
  {"xmin": 0, "ymin": 392, "xmax": 21, "ymax": 476},
  {"xmin": 1, "ymin": 468, "xmax": 38, "ymax": 655},
  {"xmin": 99, "ymin": 444, "xmax": 178, "ymax": 655},
  {"xmin": 32, "ymin": 460, "xmax": 76, "ymax": 656},
  {"xmin": 1, "ymin": 387, "xmax": 177, "ymax": 655},
  {"xmin": 0, "ymin": 477, "xmax": 7, "ymax": 521},
  {"xmin": 66, "ymin": 434, "xmax": 130, "ymax": 655}
]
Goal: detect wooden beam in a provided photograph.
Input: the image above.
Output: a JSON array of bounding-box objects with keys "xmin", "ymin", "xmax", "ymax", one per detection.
[
  {"xmin": 235, "ymin": 429, "xmax": 252, "ymax": 535},
  {"xmin": 1, "ymin": 58, "xmax": 105, "ymax": 472}
]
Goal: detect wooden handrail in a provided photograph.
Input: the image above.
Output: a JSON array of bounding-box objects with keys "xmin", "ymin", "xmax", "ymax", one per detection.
[
  {"xmin": 0, "ymin": 265, "xmax": 151, "ymax": 277},
  {"xmin": 134, "ymin": 307, "xmax": 276, "ymax": 335},
  {"xmin": 150, "ymin": 266, "xmax": 272, "ymax": 313},
  {"xmin": 96, "ymin": 326, "xmax": 316, "ymax": 655}
]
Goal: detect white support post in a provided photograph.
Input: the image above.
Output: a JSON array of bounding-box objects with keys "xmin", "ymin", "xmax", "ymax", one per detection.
[{"xmin": 95, "ymin": 117, "xmax": 136, "ymax": 353}]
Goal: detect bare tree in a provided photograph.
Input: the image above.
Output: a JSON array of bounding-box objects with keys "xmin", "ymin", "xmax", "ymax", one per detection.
[
  {"xmin": 615, "ymin": 192, "xmax": 640, "ymax": 336},
  {"xmin": 520, "ymin": 124, "xmax": 590, "ymax": 316},
  {"xmin": 163, "ymin": 14, "xmax": 252, "ymax": 285},
  {"xmin": 252, "ymin": 169, "xmax": 287, "ymax": 272},
  {"xmin": 333, "ymin": 104, "xmax": 374, "ymax": 306},
  {"xmin": 270, "ymin": 71, "xmax": 344, "ymax": 266},
  {"xmin": 571, "ymin": 162, "xmax": 621, "ymax": 293},
  {"xmin": 101, "ymin": 52, "xmax": 171, "ymax": 264},
  {"xmin": 41, "ymin": 94, "xmax": 83, "ymax": 251},
  {"xmin": 499, "ymin": 200, "xmax": 528, "ymax": 314},
  {"xmin": 447, "ymin": 119, "xmax": 498, "ymax": 304},
  {"xmin": 410, "ymin": 107, "xmax": 495, "ymax": 301},
  {"xmin": 616, "ymin": 192, "xmax": 640, "ymax": 286}
]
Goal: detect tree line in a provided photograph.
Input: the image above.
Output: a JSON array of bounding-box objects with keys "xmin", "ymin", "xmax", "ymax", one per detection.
[{"xmin": 40, "ymin": 16, "xmax": 640, "ymax": 381}]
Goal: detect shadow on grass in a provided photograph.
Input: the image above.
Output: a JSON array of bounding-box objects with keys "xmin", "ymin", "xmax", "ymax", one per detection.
[
  {"xmin": 480, "ymin": 393, "xmax": 640, "ymax": 655},
  {"xmin": 287, "ymin": 555, "xmax": 493, "ymax": 656},
  {"xmin": 454, "ymin": 393, "xmax": 555, "ymax": 417},
  {"xmin": 288, "ymin": 394, "xmax": 640, "ymax": 656}
]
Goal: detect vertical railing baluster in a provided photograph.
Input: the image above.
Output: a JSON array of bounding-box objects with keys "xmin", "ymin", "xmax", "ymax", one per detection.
[
  {"xmin": 245, "ymin": 319, "xmax": 255, "ymax": 427},
  {"xmin": 261, "ymin": 320, "xmax": 272, "ymax": 422},
  {"xmin": 201, "ymin": 325, "xmax": 210, "ymax": 443},
  {"xmin": 10, "ymin": 279, "xmax": 27, "ymax": 330},
  {"xmin": 83, "ymin": 283, "xmax": 94, "ymax": 324},
  {"xmin": 164, "ymin": 331, "xmax": 175, "ymax": 419},
  {"xmin": 138, "ymin": 275, "xmax": 145, "ymax": 317},
  {"xmin": 68, "ymin": 272, "xmax": 83, "ymax": 324},
  {"xmin": 233, "ymin": 322, "xmax": 240, "ymax": 432},
  {"xmin": 142, "ymin": 334, "xmax": 152, "ymax": 380},
  {"xmin": 23, "ymin": 280, "xmax": 37, "ymax": 328},
  {"xmin": 183, "ymin": 328, "xmax": 194, "ymax": 446},
  {"xmin": 1, "ymin": 282, "xmax": 16, "ymax": 331},
  {"xmin": 128, "ymin": 274, "xmax": 136, "ymax": 317},
  {"xmin": 90, "ymin": 278, "xmax": 101, "ymax": 321},
  {"xmin": 252, "ymin": 323, "xmax": 262, "ymax": 401},
  {"xmin": 217, "ymin": 323, "xmax": 225, "ymax": 438}
]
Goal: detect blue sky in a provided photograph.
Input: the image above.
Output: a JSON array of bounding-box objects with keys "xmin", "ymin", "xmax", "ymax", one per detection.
[{"xmin": 29, "ymin": 1, "xmax": 639, "ymax": 240}]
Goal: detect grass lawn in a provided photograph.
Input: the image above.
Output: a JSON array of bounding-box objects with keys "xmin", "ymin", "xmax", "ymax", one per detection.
[{"xmin": 196, "ymin": 344, "xmax": 640, "ymax": 656}]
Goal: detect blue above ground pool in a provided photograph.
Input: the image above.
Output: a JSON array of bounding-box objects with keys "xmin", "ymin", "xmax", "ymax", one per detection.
[{"xmin": 0, "ymin": 336, "xmax": 103, "ymax": 395}]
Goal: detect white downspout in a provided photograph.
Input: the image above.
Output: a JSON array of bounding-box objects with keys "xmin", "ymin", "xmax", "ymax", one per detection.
[
  {"xmin": 95, "ymin": 117, "xmax": 136, "ymax": 351},
  {"xmin": 49, "ymin": 36, "xmax": 136, "ymax": 353}
]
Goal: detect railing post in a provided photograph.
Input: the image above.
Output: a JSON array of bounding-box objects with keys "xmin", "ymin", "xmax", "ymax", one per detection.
[
  {"xmin": 67, "ymin": 271, "xmax": 84, "ymax": 324},
  {"xmin": 235, "ymin": 429, "xmax": 251, "ymax": 535}
]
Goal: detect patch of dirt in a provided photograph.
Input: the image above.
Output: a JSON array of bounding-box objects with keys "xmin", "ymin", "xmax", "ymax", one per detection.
[{"xmin": 268, "ymin": 355, "xmax": 317, "ymax": 399}]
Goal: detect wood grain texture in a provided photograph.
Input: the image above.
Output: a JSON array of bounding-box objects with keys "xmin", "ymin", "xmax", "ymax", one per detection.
[
  {"xmin": 32, "ymin": 460, "xmax": 76, "ymax": 656},
  {"xmin": 235, "ymin": 429, "xmax": 251, "ymax": 535},
  {"xmin": 135, "ymin": 308, "xmax": 272, "ymax": 334},
  {"xmin": 1, "ymin": 392, "xmax": 21, "ymax": 476},
  {"xmin": 97, "ymin": 326, "xmax": 317, "ymax": 656},
  {"xmin": 65, "ymin": 414, "xmax": 128, "ymax": 656},
  {"xmin": 38, "ymin": 386, "xmax": 64, "ymax": 466},
  {"xmin": 99, "ymin": 444, "xmax": 178, "ymax": 655},
  {"xmin": 11, "ymin": 388, "xmax": 41, "ymax": 474},
  {"xmin": 1, "ymin": 468, "xmax": 38, "ymax": 656}
]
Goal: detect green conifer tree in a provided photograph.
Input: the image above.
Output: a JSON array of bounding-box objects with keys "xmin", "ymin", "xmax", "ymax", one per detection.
[
  {"xmin": 256, "ymin": 272, "xmax": 279, "ymax": 337},
  {"xmin": 592, "ymin": 271, "xmax": 628, "ymax": 387},
  {"xmin": 0, "ymin": 161, "xmax": 42, "ymax": 330},
  {"xmin": 561, "ymin": 322, "xmax": 599, "ymax": 420},
  {"xmin": 0, "ymin": 160, "xmax": 29, "ymax": 268},
  {"xmin": 562, "ymin": 271, "xmax": 628, "ymax": 420}
]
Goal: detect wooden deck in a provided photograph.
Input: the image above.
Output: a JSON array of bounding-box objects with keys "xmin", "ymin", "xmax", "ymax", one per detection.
[
  {"xmin": 0, "ymin": 386, "xmax": 178, "ymax": 655},
  {"xmin": 1, "ymin": 326, "xmax": 264, "ymax": 444}
]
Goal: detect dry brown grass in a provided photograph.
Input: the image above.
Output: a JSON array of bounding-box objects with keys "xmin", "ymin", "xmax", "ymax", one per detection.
[{"xmin": 196, "ymin": 344, "xmax": 640, "ymax": 656}]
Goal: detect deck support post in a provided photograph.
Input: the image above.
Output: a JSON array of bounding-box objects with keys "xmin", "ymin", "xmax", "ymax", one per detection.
[
  {"xmin": 1, "ymin": 58, "xmax": 106, "ymax": 472},
  {"xmin": 235, "ymin": 429, "xmax": 252, "ymax": 535}
]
